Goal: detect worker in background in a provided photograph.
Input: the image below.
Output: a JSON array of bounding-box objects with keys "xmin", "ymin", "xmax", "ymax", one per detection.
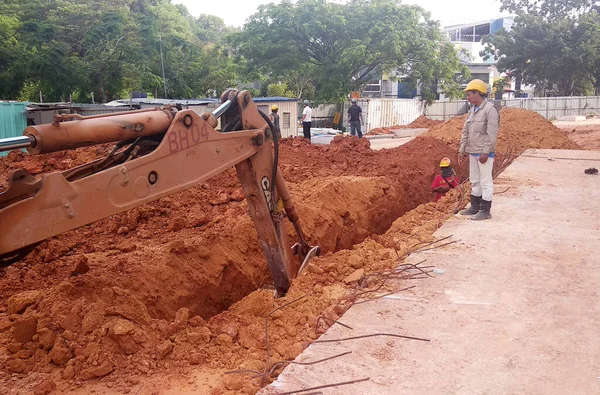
[
  {"xmin": 458, "ymin": 79, "xmax": 499, "ymax": 221},
  {"xmin": 269, "ymin": 104, "xmax": 281, "ymax": 139},
  {"xmin": 301, "ymin": 99, "xmax": 312, "ymax": 141},
  {"xmin": 431, "ymin": 157, "xmax": 460, "ymax": 202},
  {"xmin": 347, "ymin": 98, "xmax": 364, "ymax": 138}
]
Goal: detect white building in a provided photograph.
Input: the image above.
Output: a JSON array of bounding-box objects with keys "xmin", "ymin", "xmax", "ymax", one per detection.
[
  {"xmin": 361, "ymin": 17, "xmax": 534, "ymax": 100},
  {"xmin": 443, "ymin": 17, "xmax": 533, "ymax": 98},
  {"xmin": 443, "ymin": 18, "xmax": 511, "ymax": 92}
]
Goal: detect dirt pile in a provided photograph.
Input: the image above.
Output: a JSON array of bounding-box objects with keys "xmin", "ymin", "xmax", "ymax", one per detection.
[
  {"xmin": 278, "ymin": 136, "xmax": 465, "ymax": 194},
  {"xmin": 0, "ymin": 146, "xmax": 115, "ymax": 191},
  {"xmin": 0, "ymin": 135, "xmax": 466, "ymax": 393},
  {"xmin": 398, "ymin": 115, "xmax": 444, "ymax": 129},
  {"xmin": 559, "ymin": 125, "xmax": 600, "ymax": 150},
  {"xmin": 425, "ymin": 108, "xmax": 580, "ymax": 154},
  {"xmin": 366, "ymin": 116, "xmax": 443, "ymax": 136}
]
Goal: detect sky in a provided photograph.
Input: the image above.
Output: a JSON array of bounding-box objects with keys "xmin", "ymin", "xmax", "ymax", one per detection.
[{"xmin": 173, "ymin": 0, "xmax": 511, "ymax": 28}]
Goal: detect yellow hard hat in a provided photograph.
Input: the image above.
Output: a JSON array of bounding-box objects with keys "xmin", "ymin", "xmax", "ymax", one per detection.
[
  {"xmin": 464, "ymin": 79, "xmax": 488, "ymax": 94},
  {"xmin": 271, "ymin": 104, "xmax": 278, "ymax": 111},
  {"xmin": 440, "ymin": 157, "xmax": 451, "ymax": 167}
]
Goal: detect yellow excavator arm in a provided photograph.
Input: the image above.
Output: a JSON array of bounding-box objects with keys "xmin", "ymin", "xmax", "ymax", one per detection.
[{"xmin": 0, "ymin": 90, "xmax": 319, "ymax": 295}]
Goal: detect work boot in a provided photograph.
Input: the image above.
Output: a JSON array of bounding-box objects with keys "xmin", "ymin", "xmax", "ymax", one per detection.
[
  {"xmin": 471, "ymin": 200, "xmax": 492, "ymax": 221},
  {"xmin": 459, "ymin": 195, "xmax": 481, "ymax": 215}
]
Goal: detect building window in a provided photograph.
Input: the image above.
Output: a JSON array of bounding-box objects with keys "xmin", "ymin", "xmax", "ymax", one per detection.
[
  {"xmin": 449, "ymin": 29, "xmax": 459, "ymax": 42},
  {"xmin": 470, "ymin": 73, "xmax": 490, "ymax": 82},
  {"xmin": 460, "ymin": 26, "xmax": 474, "ymax": 42},
  {"xmin": 474, "ymin": 24, "xmax": 491, "ymax": 42},
  {"xmin": 363, "ymin": 81, "xmax": 381, "ymax": 92},
  {"xmin": 283, "ymin": 112, "xmax": 290, "ymax": 128}
]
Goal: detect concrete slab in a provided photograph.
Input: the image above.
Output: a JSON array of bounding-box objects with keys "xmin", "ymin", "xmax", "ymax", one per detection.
[
  {"xmin": 260, "ymin": 149, "xmax": 600, "ymax": 395},
  {"xmin": 553, "ymin": 118, "xmax": 600, "ymax": 127},
  {"xmin": 311, "ymin": 134, "xmax": 414, "ymax": 150},
  {"xmin": 557, "ymin": 115, "xmax": 586, "ymax": 122},
  {"xmin": 311, "ymin": 135, "xmax": 336, "ymax": 145},
  {"xmin": 365, "ymin": 134, "xmax": 397, "ymax": 140},
  {"xmin": 369, "ymin": 137, "xmax": 414, "ymax": 150},
  {"xmin": 390, "ymin": 128, "xmax": 429, "ymax": 138}
]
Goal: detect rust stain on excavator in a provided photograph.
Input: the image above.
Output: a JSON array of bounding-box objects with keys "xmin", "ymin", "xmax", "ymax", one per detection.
[{"xmin": 122, "ymin": 122, "xmax": 146, "ymax": 133}]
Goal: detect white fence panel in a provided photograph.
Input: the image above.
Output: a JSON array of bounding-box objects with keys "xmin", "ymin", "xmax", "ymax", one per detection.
[
  {"xmin": 314, "ymin": 95, "xmax": 600, "ymax": 130},
  {"xmin": 365, "ymin": 99, "xmax": 422, "ymax": 130},
  {"xmin": 426, "ymin": 95, "xmax": 600, "ymax": 121},
  {"xmin": 342, "ymin": 99, "xmax": 370, "ymax": 130},
  {"xmin": 425, "ymin": 101, "xmax": 468, "ymax": 121}
]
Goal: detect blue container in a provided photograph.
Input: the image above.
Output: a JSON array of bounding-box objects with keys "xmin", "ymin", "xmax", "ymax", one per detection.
[{"xmin": 0, "ymin": 102, "xmax": 29, "ymax": 157}]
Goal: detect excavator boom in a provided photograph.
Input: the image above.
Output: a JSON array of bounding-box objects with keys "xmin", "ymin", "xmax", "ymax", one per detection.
[{"xmin": 0, "ymin": 90, "xmax": 318, "ymax": 295}]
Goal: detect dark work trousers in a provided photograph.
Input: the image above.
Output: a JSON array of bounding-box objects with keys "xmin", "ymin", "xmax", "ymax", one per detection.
[
  {"xmin": 350, "ymin": 121, "xmax": 363, "ymax": 138},
  {"xmin": 303, "ymin": 121, "xmax": 312, "ymax": 140}
]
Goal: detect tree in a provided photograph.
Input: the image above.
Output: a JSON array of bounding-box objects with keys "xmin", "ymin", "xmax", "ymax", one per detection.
[
  {"xmin": 492, "ymin": 77, "xmax": 511, "ymax": 99},
  {"xmin": 233, "ymin": 0, "xmax": 466, "ymax": 101},
  {"xmin": 195, "ymin": 14, "xmax": 236, "ymax": 44},
  {"xmin": 483, "ymin": 0, "xmax": 600, "ymax": 96},
  {"xmin": 267, "ymin": 82, "xmax": 295, "ymax": 97},
  {"xmin": 0, "ymin": 11, "xmax": 28, "ymax": 99},
  {"xmin": 500, "ymin": 0, "xmax": 597, "ymax": 20},
  {"xmin": 579, "ymin": 10, "xmax": 600, "ymax": 94},
  {"xmin": 285, "ymin": 70, "xmax": 315, "ymax": 99},
  {"xmin": 0, "ymin": 0, "xmax": 241, "ymax": 101}
]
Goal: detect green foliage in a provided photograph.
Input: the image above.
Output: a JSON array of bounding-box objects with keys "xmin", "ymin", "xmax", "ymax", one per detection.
[
  {"xmin": 233, "ymin": 0, "xmax": 466, "ymax": 102},
  {"xmin": 0, "ymin": 0, "xmax": 240, "ymax": 102},
  {"xmin": 285, "ymin": 70, "xmax": 316, "ymax": 99},
  {"xmin": 0, "ymin": 0, "xmax": 470, "ymax": 103},
  {"xmin": 500, "ymin": 0, "xmax": 596, "ymax": 20},
  {"xmin": 484, "ymin": 0, "xmax": 600, "ymax": 96},
  {"xmin": 16, "ymin": 79, "xmax": 41, "ymax": 101},
  {"xmin": 196, "ymin": 14, "xmax": 237, "ymax": 44},
  {"xmin": 246, "ymin": 88, "xmax": 261, "ymax": 98},
  {"xmin": 267, "ymin": 82, "xmax": 295, "ymax": 98},
  {"xmin": 491, "ymin": 77, "xmax": 511, "ymax": 99},
  {"xmin": 493, "ymin": 77, "xmax": 510, "ymax": 90}
]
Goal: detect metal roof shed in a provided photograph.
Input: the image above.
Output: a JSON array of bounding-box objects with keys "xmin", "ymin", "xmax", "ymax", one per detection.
[
  {"xmin": 138, "ymin": 96, "xmax": 299, "ymax": 137},
  {"xmin": 253, "ymin": 97, "xmax": 299, "ymax": 138}
]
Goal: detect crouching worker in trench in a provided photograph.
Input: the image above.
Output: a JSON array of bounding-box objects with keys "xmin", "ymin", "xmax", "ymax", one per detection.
[
  {"xmin": 432, "ymin": 157, "xmax": 460, "ymax": 202},
  {"xmin": 458, "ymin": 79, "xmax": 499, "ymax": 220}
]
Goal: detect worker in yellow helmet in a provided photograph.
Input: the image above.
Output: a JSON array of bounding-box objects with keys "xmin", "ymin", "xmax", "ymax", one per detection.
[
  {"xmin": 458, "ymin": 79, "xmax": 499, "ymax": 220},
  {"xmin": 431, "ymin": 157, "xmax": 460, "ymax": 202},
  {"xmin": 269, "ymin": 104, "xmax": 281, "ymax": 138}
]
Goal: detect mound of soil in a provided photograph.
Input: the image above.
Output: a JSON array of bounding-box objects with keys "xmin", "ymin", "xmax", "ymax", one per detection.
[
  {"xmin": 399, "ymin": 115, "xmax": 444, "ymax": 129},
  {"xmin": 425, "ymin": 108, "xmax": 580, "ymax": 154},
  {"xmin": 559, "ymin": 125, "xmax": 600, "ymax": 150},
  {"xmin": 366, "ymin": 116, "xmax": 443, "ymax": 136}
]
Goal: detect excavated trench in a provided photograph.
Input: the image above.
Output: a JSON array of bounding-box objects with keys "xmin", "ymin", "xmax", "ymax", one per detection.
[
  {"xmin": 122, "ymin": 175, "xmax": 416, "ymax": 320},
  {"xmin": 25, "ymin": 174, "xmax": 439, "ymax": 324},
  {"xmin": 0, "ymin": 135, "xmax": 468, "ymax": 389}
]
